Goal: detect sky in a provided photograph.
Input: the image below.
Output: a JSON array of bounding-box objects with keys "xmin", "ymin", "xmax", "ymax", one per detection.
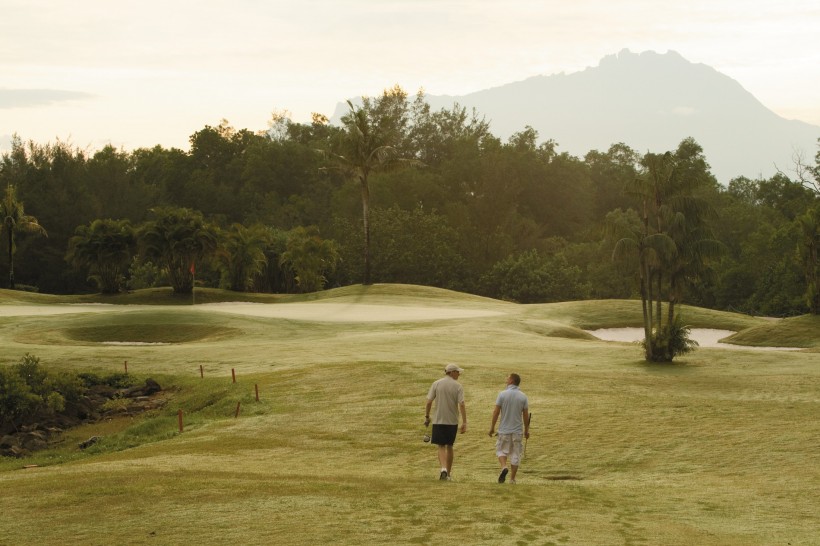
[{"xmin": 2, "ymin": 0, "xmax": 819, "ymax": 155}]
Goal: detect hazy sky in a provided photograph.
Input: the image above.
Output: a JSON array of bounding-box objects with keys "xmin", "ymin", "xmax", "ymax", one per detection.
[{"xmin": 2, "ymin": 0, "xmax": 818, "ymax": 154}]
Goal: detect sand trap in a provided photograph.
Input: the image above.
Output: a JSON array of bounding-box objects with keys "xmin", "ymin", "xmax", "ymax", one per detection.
[
  {"xmin": 0, "ymin": 304, "xmax": 125, "ymax": 316},
  {"xmin": 193, "ymin": 302, "xmax": 505, "ymax": 322},
  {"xmin": 0, "ymin": 302, "xmax": 504, "ymax": 323},
  {"xmin": 587, "ymin": 327, "xmax": 802, "ymax": 351}
]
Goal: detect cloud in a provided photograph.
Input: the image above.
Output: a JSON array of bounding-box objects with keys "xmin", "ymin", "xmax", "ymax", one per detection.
[{"xmin": 0, "ymin": 89, "xmax": 95, "ymax": 109}]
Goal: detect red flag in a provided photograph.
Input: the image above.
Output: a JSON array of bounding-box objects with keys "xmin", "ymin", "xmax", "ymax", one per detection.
[{"xmin": 190, "ymin": 262, "xmax": 195, "ymax": 275}]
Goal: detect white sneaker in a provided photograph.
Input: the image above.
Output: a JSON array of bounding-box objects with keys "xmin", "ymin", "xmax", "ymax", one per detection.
[{"xmin": 509, "ymin": 479, "xmax": 516, "ymax": 484}]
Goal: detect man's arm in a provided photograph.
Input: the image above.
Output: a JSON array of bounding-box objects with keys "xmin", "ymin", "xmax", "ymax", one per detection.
[
  {"xmin": 424, "ymin": 399, "xmax": 432, "ymax": 426},
  {"xmin": 488, "ymin": 405, "xmax": 501, "ymax": 436},
  {"xmin": 459, "ymin": 401, "xmax": 467, "ymax": 433}
]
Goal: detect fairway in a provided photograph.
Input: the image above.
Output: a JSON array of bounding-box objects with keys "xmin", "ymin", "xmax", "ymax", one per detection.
[{"xmin": 1, "ymin": 285, "xmax": 818, "ymax": 545}]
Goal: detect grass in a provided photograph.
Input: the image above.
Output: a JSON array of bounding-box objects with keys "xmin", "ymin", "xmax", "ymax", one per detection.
[{"xmin": 1, "ymin": 285, "xmax": 818, "ymax": 545}]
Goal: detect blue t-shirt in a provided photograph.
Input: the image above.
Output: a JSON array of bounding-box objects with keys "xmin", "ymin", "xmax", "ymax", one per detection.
[{"xmin": 495, "ymin": 385, "xmax": 528, "ymax": 434}]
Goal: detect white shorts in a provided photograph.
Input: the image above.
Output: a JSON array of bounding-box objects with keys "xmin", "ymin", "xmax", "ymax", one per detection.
[{"xmin": 495, "ymin": 433, "xmax": 524, "ymax": 465}]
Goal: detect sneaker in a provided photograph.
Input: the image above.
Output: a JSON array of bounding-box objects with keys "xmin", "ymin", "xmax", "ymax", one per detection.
[
  {"xmin": 498, "ymin": 468, "xmax": 508, "ymax": 483},
  {"xmin": 509, "ymin": 479, "xmax": 516, "ymax": 484},
  {"xmin": 440, "ymin": 470, "xmax": 448, "ymax": 480}
]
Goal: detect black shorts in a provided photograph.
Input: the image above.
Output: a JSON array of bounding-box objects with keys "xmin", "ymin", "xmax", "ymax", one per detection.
[{"xmin": 431, "ymin": 424, "xmax": 458, "ymax": 446}]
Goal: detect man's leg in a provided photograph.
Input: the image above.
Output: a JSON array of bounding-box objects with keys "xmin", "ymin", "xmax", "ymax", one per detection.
[
  {"xmin": 445, "ymin": 445, "xmax": 454, "ymax": 475},
  {"xmin": 438, "ymin": 445, "xmax": 448, "ymax": 478},
  {"xmin": 509, "ymin": 434, "xmax": 523, "ymax": 482},
  {"xmin": 497, "ymin": 435, "xmax": 511, "ymax": 482}
]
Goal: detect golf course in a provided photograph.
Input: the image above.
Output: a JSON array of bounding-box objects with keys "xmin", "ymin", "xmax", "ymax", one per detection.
[{"xmin": 1, "ymin": 284, "xmax": 818, "ymax": 545}]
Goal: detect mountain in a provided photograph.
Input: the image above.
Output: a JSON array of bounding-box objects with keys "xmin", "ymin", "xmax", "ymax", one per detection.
[{"xmin": 332, "ymin": 49, "xmax": 820, "ymax": 183}]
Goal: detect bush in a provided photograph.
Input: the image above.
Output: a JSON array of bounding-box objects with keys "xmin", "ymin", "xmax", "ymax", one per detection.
[
  {"xmin": 0, "ymin": 368, "xmax": 41, "ymax": 431},
  {"xmin": 0, "ymin": 354, "xmax": 99, "ymax": 432},
  {"xmin": 643, "ymin": 317, "xmax": 699, "ymax": 362},
  {"xmin": 479, "ymin": 249, "xmax": 587, "ymax": 303}
]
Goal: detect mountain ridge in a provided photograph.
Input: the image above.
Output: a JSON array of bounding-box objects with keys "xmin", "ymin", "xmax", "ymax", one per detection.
[{"xmin": 333, "ymin": 49, "xmax": 819, "ymax": 183}]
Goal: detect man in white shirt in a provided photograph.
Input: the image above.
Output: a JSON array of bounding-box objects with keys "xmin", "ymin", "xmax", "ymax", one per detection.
[{"xmin": 425, "ymin": 363, "xmax": 468, "ymax": 480}]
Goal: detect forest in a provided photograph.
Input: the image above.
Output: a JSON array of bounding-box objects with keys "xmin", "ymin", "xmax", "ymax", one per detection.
[{"xmin": 1, "ymin": 87, "xmax": 819, "ymax": 317}]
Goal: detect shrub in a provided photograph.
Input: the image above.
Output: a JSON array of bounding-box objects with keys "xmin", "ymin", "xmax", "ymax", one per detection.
[
  {"xmin": 479, "ymin": 249, "xmax": 587, "ymax": 303},
  {"xmin": 0, "ymin": 367, "xmax": 41, "ymax": 431},
  {"xmin": 643, "ymin": 316, "xmax": 699, "ymax": 362},
  {"xmin": 1, "ymin": 354, "xmax": 95, "ymax": 431}
]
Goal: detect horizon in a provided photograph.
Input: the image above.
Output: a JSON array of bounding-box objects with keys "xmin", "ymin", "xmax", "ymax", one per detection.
[{"xmin": 2, "ymin": 1, "xmax": 819, "ymax": 155}]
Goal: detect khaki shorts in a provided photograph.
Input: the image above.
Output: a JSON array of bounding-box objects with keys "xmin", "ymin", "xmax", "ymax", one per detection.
[{"xmin": 495, "ymin": 433, "xmax": 524, "ymax": 465}]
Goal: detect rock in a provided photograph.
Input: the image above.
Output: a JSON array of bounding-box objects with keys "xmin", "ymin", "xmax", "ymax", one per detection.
[
  {"xmin": 78, "ymin": 436, "xmax": 101, "ymax": 449},
  {"xmin": 125, "ymin": 378, "xmax": 162, "ymax": 397},
  {"xmin": 21, "ymin": 433, "xmax": 48, "ymax": 451}
]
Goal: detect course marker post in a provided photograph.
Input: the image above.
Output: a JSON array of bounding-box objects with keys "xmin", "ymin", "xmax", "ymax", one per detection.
[
  {"xmin": 124, "ymin": 361, "xmax": 128, "ymax": 374},
  {"xmin": 231, "ymin": 368, "xmax": 236, "ymax": 383},
  {"xmin": 234, "ymin": 402, "xmax": 241, "ymax": 418},
  {"xmin": 200, "ymin": 365, "xmax": 204, "ymax": 378},
  {"xmin": 178, "ymin": 409, "xmax": 183, "ymax": 432}
]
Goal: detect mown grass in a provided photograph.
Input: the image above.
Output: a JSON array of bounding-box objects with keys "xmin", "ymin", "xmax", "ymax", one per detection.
[{"xmin": 0, "ymin": 285, "xmax": 818, "ymax": 545}]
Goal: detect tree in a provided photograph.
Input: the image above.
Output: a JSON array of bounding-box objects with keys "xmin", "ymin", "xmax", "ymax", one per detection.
[
  {"xmin": 214, "ymin": 223, "xmax": 271, "ymax": 292},
  {"xmin": 138, "ymin": 207, "xmax": 218, "ymax": 294},
  {"xmin": 0, "ymin": 184, "xmax": 47, "ymax": 289},
  {"xmin": 279, "ymin": 226, "xmax": 339, "ymax": 293},
  {"xmin": 612, "ymin": 139, "xmax": 719, "ymax": 362},
  {"xmin": 795, "ymin": 202, "xmax": 820, "ymax": 314},
  {"xmin": 332, "ymin": 205, "xmax": 465, "ymax": 288},
  {"xmin": 479, "ymin": 249, "xmax": 587, "ymax": 303},
  {"xmin": 585, "ymin": 143, "xmax": 641, "ymax": 219},
  {"xmin": 321, "ymin": 87, "xmax": 421, "ymax": 285},
  {"xmin": 66, "ymin": 219, "xmax": 136, "ymax": 294}
]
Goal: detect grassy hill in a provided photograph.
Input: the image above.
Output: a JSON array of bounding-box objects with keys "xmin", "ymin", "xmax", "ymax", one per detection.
[{"xmin": 1, "ymin": 285, "xmax": 818, "ymax": 545}]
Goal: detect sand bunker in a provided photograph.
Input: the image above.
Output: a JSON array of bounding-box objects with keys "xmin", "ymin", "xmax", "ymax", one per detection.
[
  {"xmin": 0, "ymin": 302, "xmax": 504, "ymax": 323},
  {"xmin": 193, "ymin": 302, "xmax": 505, "ymax": 322},
  {"xmin": 0, "ymin": 304, "xmax": 126, "ymax": 316},
  {"xmin": 587, "ymin": 327, "xmax": 802, "ymax": 351}
]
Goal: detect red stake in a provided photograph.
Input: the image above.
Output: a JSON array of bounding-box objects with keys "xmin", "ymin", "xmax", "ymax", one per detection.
[
  {"xmin": 124, "ymin": 360, "xmax": 128, "ymax": 374},
  {"xmin": 231, "ymin": 368, "xmax": 236, "ymax": 383},
  {"xmin": 200, "ymin": 365, "xmax": 204, "ymax": 378},
  {"xmin": 235, "ymin": 402, "xmax": 241, "ymax": 418}
]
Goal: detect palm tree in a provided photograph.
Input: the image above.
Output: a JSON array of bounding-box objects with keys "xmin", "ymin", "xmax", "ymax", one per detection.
[
  {"xmin": 321, "ymin": 91, "xmax": 421, "ymax": 285},
  {"xmin": 1, "ymin": 185, "xmax": 47, "ymax": 289},
  {"xmin": 614, "ymin": 140, "xmax": 719, "ymax": 362},
  {"xmin": 279, "ymin": 226, "xmax": 340, "ymax": 293},
  {"xmin": 214, "ymin": 223, "xmax": 270, "ymax": 292},
  {"xmin": 138, "ymin": 207, "xmax": 218, "ymax": 294},
  {"xmin": 66, "ymin": 219, "xmax": 135, "ymax": 294}
]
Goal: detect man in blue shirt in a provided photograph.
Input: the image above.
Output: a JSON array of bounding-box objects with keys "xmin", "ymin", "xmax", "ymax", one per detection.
[{"xmin": 488, "ymin": 373, "xmax": 529, "ymax": 483}]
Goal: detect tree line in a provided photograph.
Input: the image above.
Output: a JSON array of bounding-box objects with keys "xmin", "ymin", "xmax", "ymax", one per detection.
[{"xmin": 1, "ymin": 86, "xmax": 818, "ymax": 320}]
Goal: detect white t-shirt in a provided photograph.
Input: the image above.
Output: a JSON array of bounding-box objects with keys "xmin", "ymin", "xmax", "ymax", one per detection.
[{"xmin": 427, "ymin": 375, "xmax": 464, "ymax": 425}]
